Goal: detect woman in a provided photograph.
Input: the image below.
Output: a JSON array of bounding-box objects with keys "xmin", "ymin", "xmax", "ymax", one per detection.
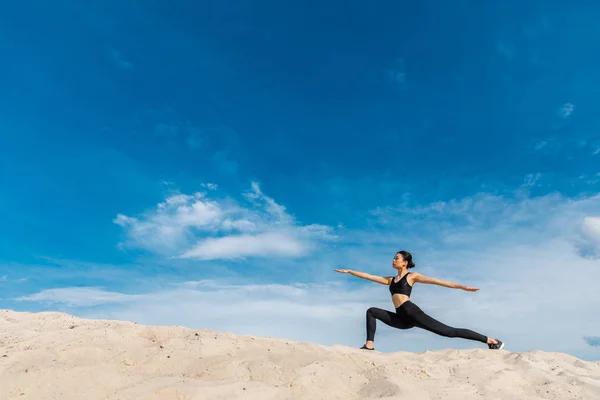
[{"xmin": 335, "ymin": 250, "xmax": 504, "ymax": 351}]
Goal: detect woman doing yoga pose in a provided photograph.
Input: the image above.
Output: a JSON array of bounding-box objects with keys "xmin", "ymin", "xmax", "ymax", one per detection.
[{"xmin": 335, "ymin": 250, "xmax": 504, "ymax": 351}]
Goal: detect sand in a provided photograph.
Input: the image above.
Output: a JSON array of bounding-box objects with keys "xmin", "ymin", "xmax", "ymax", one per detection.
[{"xmin": 1, "ymin": 309, "xmax": 599, "ymax": 399}]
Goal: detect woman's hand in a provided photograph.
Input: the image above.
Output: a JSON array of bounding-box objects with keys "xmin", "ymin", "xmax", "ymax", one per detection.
[
  {"xmin": 462, "ymin": 286, "xmax": 480, "ymax": 292},
  {"xmin": 334, "ymin": 269, "xmax": 351, "ymax": 274}
]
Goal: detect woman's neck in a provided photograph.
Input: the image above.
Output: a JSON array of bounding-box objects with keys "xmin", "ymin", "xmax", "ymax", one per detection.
[{"xmin": 397, "ymin": 268, "xmax": 408, "ymax": 276}]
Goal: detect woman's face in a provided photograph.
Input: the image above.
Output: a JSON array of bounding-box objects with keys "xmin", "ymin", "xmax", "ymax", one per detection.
[{"xmin": 392, "ymin": 253, "xmax": 407, "ymax": 270}]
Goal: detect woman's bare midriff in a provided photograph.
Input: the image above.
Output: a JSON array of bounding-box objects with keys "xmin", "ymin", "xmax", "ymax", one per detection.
[{"xmin": 392, "ymin": 294, "xmax": 410, "ymax": 308}]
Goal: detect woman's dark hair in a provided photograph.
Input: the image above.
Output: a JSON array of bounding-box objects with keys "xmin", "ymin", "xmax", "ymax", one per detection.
[{"xmin": 397, "ymin": 250, "xmax": 416, "ymax": 269}]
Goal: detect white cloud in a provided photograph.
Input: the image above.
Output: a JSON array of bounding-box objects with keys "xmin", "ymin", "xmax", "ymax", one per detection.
[
  {"xmin": 15, "ymin": 234, "xmax": 600, "ymax": 360},
  {"xmin": 17, "ymin": 188, "xmax": 600, "ymax": 360},
  {"xmin": 558, "ymin": 102, "xmax": 575, "ymax": 119},
  {"xmin": 522, "ymin": 173, "xmax": 542, "ymax": 188},
  {"xmin": 179, "ymin": 232, "xmax": 307, "ymax": 260},
  {"xmin": 10, "ymin": 173, "xmax": 600, "ymax": 360},
  {"xmin": 370, "ymin": 190, "xmax": 600, "ymax": 246},
  {"xmin": 581, "ymin": 216, "xmax": 600, "ymax": 246},
  {"xmin": 114, "ymin": 182, "xmax": 335, "ymax": 260}
]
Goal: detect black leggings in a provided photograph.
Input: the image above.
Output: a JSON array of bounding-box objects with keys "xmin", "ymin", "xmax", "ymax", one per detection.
[{"xmin": 366, "ymin": 301, "xmax": 487, "ymax": 343}]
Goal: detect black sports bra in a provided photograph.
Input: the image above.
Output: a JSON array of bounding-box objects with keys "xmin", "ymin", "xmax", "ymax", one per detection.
[{"xmin": 389, "ymin": 273, "xmax": 413, "ymax": 297}]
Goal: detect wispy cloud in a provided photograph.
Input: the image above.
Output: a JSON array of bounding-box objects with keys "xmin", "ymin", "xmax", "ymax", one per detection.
[
  {"xmin": 496, "ymin": 40, "xmax": 515, "ymax": 60},
  {"xmin": 16, "ymin": 186, "xmax": 600, "ymax": 359},
  {"xmin": 153, "ymin": 123, "xmax": 179, "ymax": 138},
  {"xmin": 0, "ymin": 274, "xmax": 27, "ymax": 284},
  {"xmin": 387, "ymin": 58, "xmax": 406, "ymax": 86},
  {"xmin": 14, "ymin": 236, "xmax": 600, "ymax": 359},
  {"xmin": 558, "ymin": 102, "xmax": 575, "ymax": 119},
  {"xmin": 16, "ymin": 280, "xmax": 381, "ymax": 347},
  {"xmin": 113, "ymin": 182, "xmax": 336, "ymax": 260},
  {"xmin": 361, "ymin": 190, "xmax": 600, "ymax": 358},
  {"xmin": 534, "ymin": 140, "xmax": 547, "ymax": 151},
  {"xmin": 522, "ymin": 173, "xmax": 542, "ymax": 188},
  {"xmin": 147, "ymin": 118, "xmax": 206, "ymax": 150},
  {"xmin": 146, "ymin": 119, "xmax": 239, "ymax": 171},
  {"xmin": 186, "ymin": 131, "xmax": 203, "ymax": 150},
  {"xmin": 18, "ymin": 287, "xmax": 134, "ymax": 307},
  {"xmin": 522, "ymin": 16, "xmax": 551, "ymax": 39},
  {"xmin": 370, "ymin": 188, "xmax": 600, "ymax": 244},
  {"xmin": 211, "ymin": 151, "xmax": 238, "ymax": 176},
  {"xmin": 108, "ymin": 47, "xmax": 134, "ymax": 70}
]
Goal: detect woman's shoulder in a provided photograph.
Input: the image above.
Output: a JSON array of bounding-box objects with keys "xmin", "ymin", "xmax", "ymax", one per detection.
[{"xmin": 406, "ymin": 272, "xmax": 422, "ymax": 284}]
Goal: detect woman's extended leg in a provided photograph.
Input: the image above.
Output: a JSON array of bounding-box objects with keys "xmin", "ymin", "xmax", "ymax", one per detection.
[
  {"xmin": 364, "ymin": 307, "xmax": 414, "ymax": 349},
  {"xmin": 401, "ymin": 302, "xmax": 488, "ymax": 343}
]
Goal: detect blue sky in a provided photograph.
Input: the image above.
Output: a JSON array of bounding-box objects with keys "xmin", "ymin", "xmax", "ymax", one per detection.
[{"xmin": 1, "ymin": 1, "xmax": 600, "ymax": 360}]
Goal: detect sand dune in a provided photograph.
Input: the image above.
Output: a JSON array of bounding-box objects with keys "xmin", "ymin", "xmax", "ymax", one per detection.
[{"xmin": 1, "ymin": 310, "xmax": 599, "ymax": 399}]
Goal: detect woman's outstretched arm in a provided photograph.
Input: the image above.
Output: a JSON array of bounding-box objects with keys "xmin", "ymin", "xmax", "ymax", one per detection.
[
  {"xmin": 410, "ymin": 272, "xmax": 479, "ymax": 292},
  {"xmin": 335, "ymin": 269, "xmax": 392, "ymax": 285}
]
